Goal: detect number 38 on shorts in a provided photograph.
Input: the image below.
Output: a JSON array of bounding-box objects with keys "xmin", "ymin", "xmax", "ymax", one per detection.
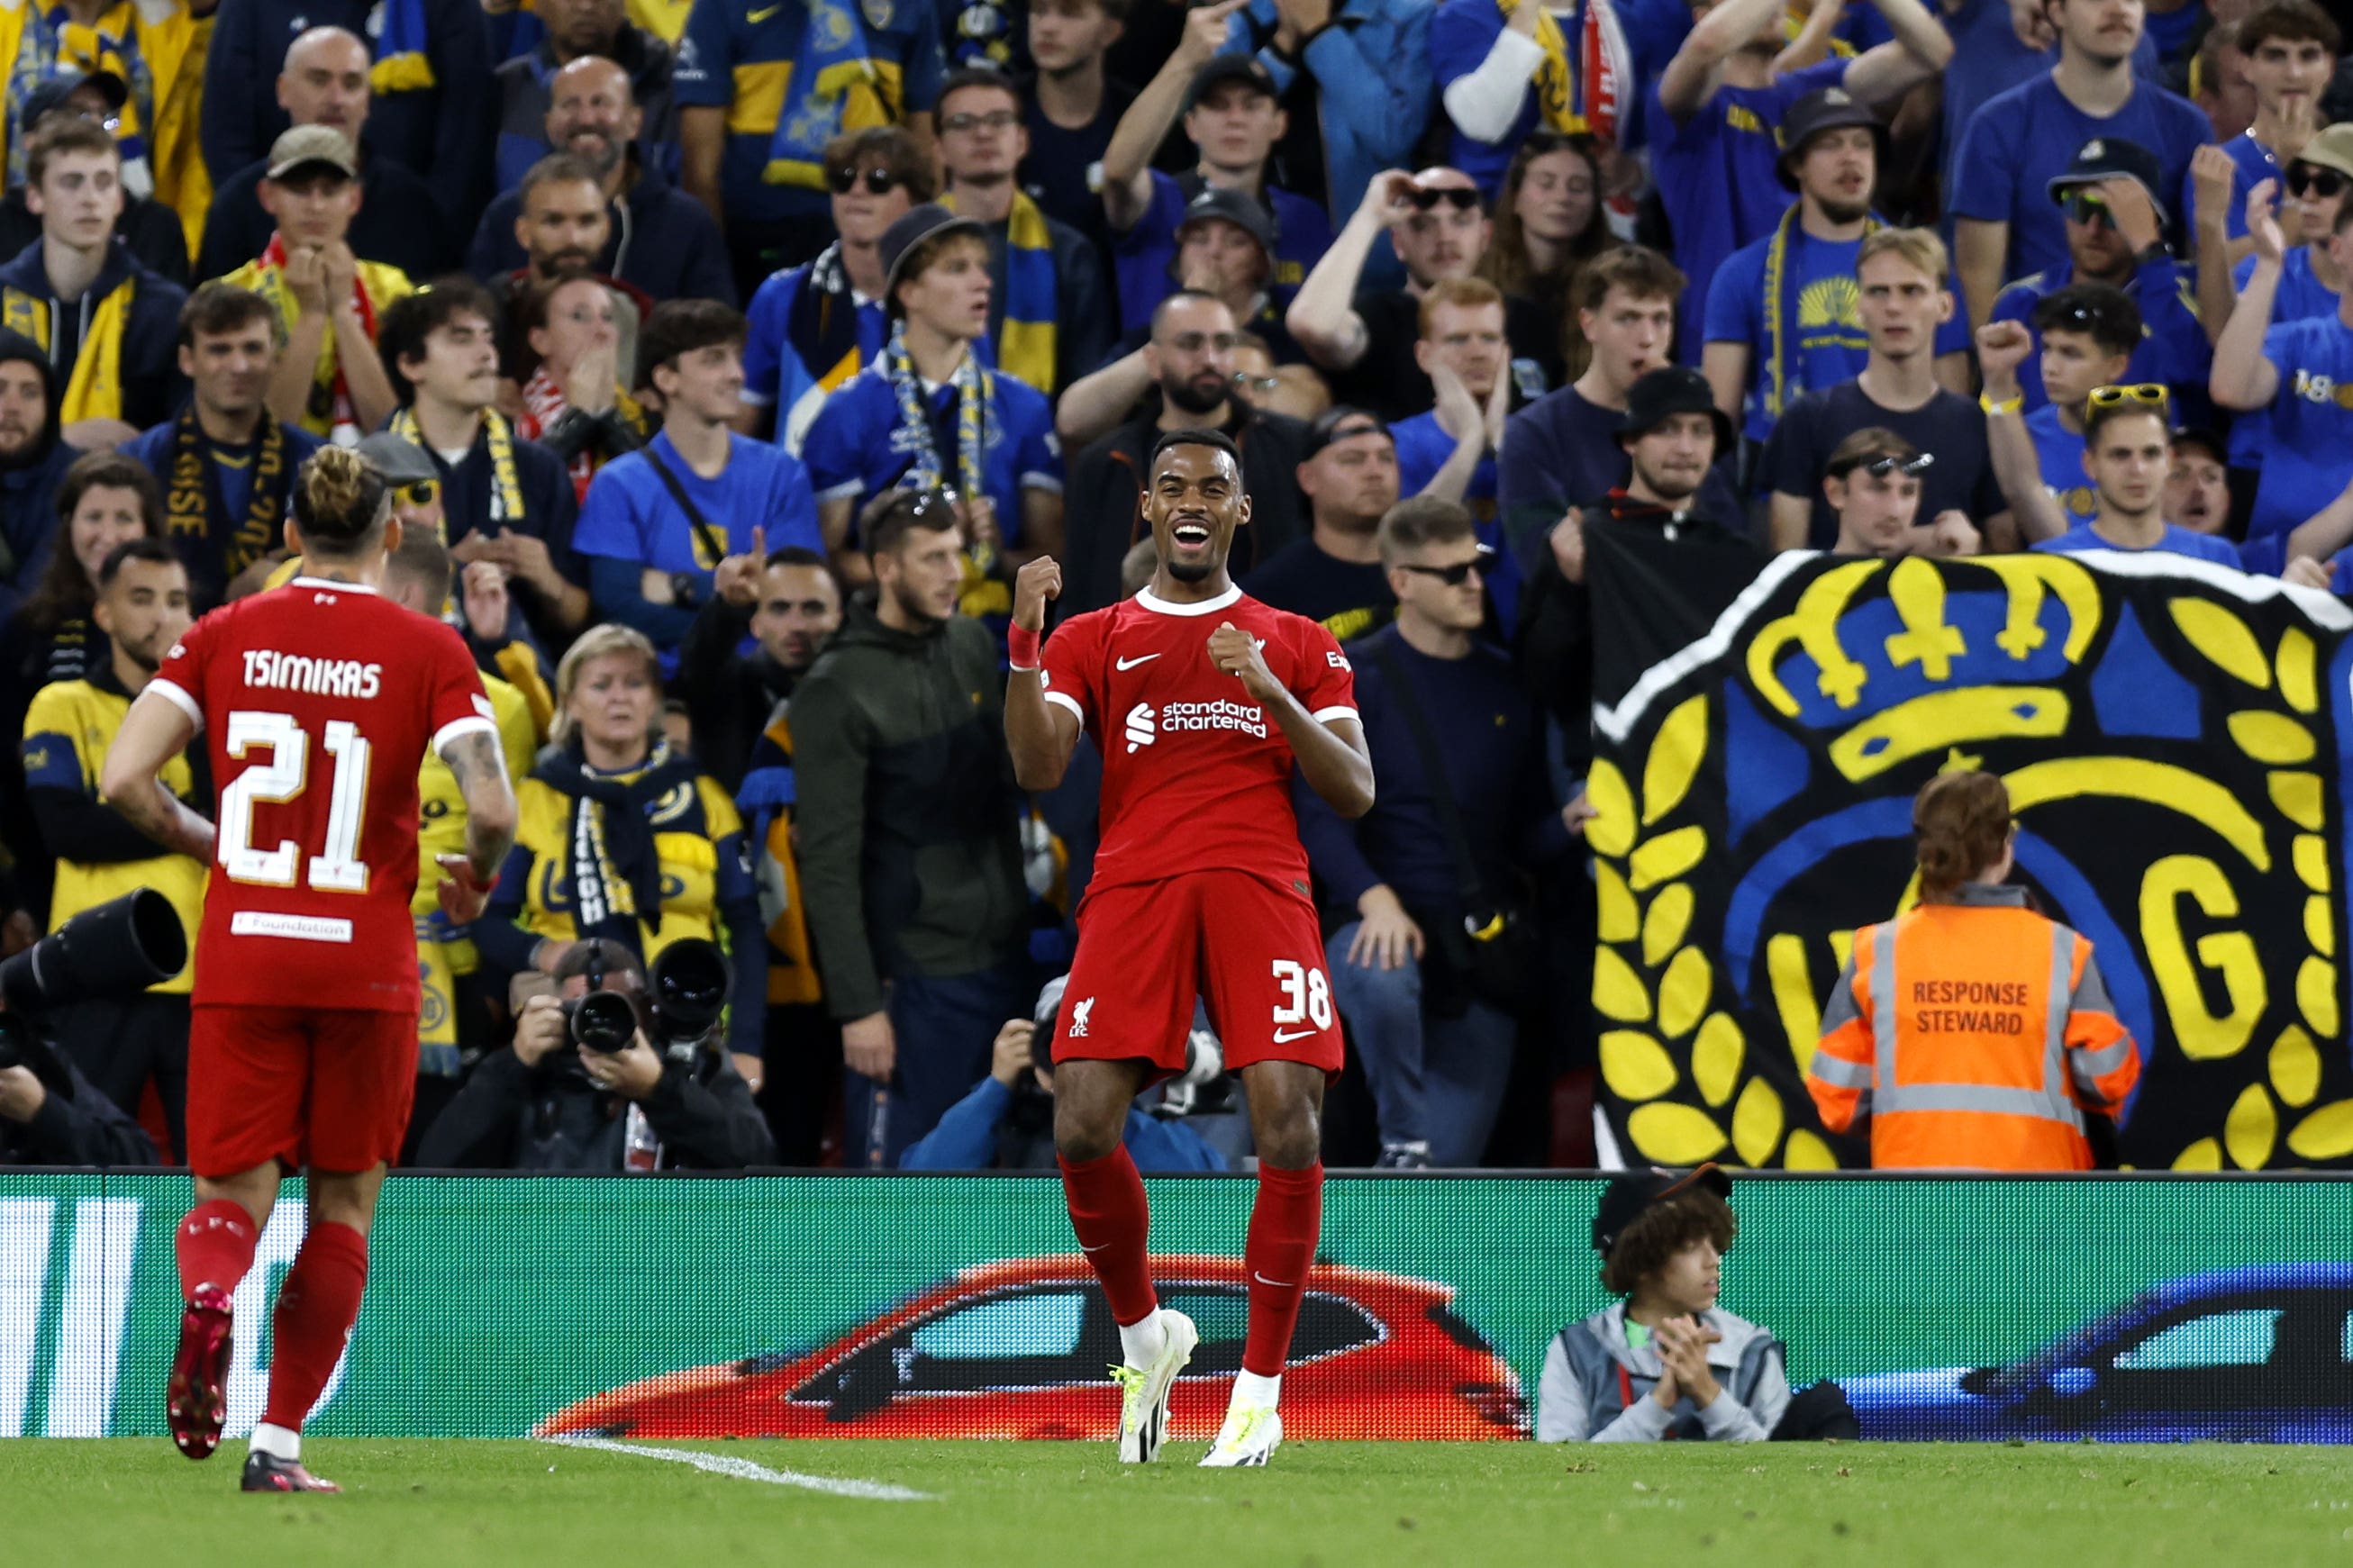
[{"xmin": 1269, "ymin": 959, "xmax": 1332, "ymax": 1041}]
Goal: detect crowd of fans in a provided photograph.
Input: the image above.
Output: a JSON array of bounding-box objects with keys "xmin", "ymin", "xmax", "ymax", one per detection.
[{"xmin": 0, "ymin": 0, "xmax": 2331, "ymax": 1173}]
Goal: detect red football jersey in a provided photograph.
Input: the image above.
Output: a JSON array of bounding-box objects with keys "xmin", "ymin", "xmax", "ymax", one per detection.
[
  {"xmin": 1040, "ymin": 585, "xmax": 1358, "ymax": 896},
  {"xmin": 150, "ymin": 576, "xmax": 496, "ymax": 1011}
]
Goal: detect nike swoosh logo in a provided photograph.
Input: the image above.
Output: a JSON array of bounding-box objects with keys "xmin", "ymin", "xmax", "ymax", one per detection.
[
  {"xmin": 1080, "ymin": 1242, "xmax": 1111, "ymax": 1252},
  {"xmin": 1272, "ymin": 1027, "xmax": 1316, "ymax": 1043},
  {"xmin": 1251, "ymin": 1272, "xmax": 1295, "ymax": 1288},
  {"xmin": 747, "ymin": 4, "xmax": 781, "ymax": 18},
  {"xmin": 1115, "ymin": 653, "xmax": 1161, "ymax": 670}
]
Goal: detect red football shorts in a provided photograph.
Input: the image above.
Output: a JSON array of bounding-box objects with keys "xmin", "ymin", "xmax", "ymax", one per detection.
[
  {"xmin": 186, "ymin": 1004, "xmax": 420, "ymax": 1178},
  {"xmin": 1053, "ymin": 869, "xmax": 1343, "ymax": 1078}
]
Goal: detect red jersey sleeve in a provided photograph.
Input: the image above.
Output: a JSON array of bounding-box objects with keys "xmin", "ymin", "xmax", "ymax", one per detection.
[
  {"xmin": 148, "ymin": 610, "xmax": 215, "ymax": 732},
  {"xmin": 1040, "ymin": 612, "xmax": 1105, "ymax": 735},
  {"xmin": 1293, "ymin": 618, "xmax": 1358, "ymax": 724},
  {"xmin": 423, "ymin": 621, "xmax": 497, "ymax": 757}
]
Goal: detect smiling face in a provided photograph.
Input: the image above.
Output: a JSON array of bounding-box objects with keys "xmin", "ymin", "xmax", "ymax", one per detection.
[
  {"xmin": 1142, "ymin": 441, "xmax": 1251, "ymax": 585},
  {"xmin": 568, "ymin": 650, "xmax": 659, "ymax": 760},
  {"xmin": 547, "ymin": 57, "xmax": 640, "ymax": 182},
  {"xmin": 69, "ymin": 485, "xmax": 150, "ymax": 581},
  {"xmin": 654, "ymin": 338, "xmax": 747, "ymax": 426},
  {"xmin": 181, "ymin": 317, "xmax": 277, "ymax": 423}
]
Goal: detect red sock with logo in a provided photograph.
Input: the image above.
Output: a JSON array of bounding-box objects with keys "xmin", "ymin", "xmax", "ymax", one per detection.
[
  {"xmin": 175, "ymin": 1200, "xmax": 259, "ymax": 1301},
  {"xmin": 260, "ymin": 1222, "xmax": 369, "ymax": 1432},
  {"xmin": 1241, "ymin": 1162, "xmax": 1322, "ymax": 1378},
  {"xmin": 1058, "ymin": 1147, "xmax": 1158, "ymax": 1325}
]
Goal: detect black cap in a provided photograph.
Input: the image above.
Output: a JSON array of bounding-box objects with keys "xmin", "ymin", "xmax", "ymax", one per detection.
[
  {"xmin": 1618, "ymin": 366, "xmax": 1735, "ymax": 453},
  {"xmin": 1304, "ymin": 403, "xmax": 1389, "ymax": 455},
  {"xmin": 877, "ymin": 202, "xmax": 987, "ymax": 311},
  {"xmin": 1182, "ymin": 55, "xmax": 1278, "ymax": 114},
  {"xmin": 1174, "ymin": 184, "xmax": 1277, "ymax": 267},
  {"xmin": 2170, "ymin": 423, "xmax": 2227, "ymax": 463},
  {"xmin": 1774, "ymin": 86, "xmax": 1885, "ymax": 192},
  {"xmin": 1593, "ymin": 1165, "xmax": 1732, "ymax": 1256},
  {"xmin": 2047, "ymin": 136, "xmax": 2170, "ymax": 227},
  {"xmin": 20, "ymin": 68, "xmax": 128, "ymax": 134}
]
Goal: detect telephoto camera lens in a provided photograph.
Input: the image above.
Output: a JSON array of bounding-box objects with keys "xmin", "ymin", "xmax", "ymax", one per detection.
[{"xmin": 568, "ymin": 990, "xmax": 640, "ymax": 1053}]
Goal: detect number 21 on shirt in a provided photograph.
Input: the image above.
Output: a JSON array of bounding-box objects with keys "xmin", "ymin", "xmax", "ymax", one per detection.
[{"xmin": 218, "ymin": 710, "xmax": 371, "ymax": 891}]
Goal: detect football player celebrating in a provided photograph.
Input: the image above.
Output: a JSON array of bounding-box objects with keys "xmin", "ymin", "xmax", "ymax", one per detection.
[{"xmin": 1004, "ymin": 428, "xmax": 1375, "ymax": 1468}]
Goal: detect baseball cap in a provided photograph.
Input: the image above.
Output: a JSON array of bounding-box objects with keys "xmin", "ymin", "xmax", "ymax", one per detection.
[
  {"xmin": 266, "ymin": 123, "xmax": 359, "ymax": 182},
  {"xmin": 2291, "ymin": 122, "xmax": 2353, "ymax": 183},
  {"xmin": 1774, "ymin": 86, "xmax": 1885, "ymax": 192},
  {"xmin": 1182, "ymin": 55, "xmax": 1278, "ymax": 114},
  {"xmin": 355, "ymin": 431, "xmax": 439, "ymax": 487},
  {"xmin": 1174, "ymin": 184, "xmax": 1278, "ymax": 267},
  {"xmin": 1617, "ymin": 366, "xmax": 1735, "ymax": 453},
  {"xmin": 1592, "ymin": 1164, "xmax": 1732, "ymax": 1256},
  {"xmin": 877, "ymin": 202, "xmax": 986, "ymax": 309},
  {"xmin": 2046, "ymin": 136, "xmax": 2169, "ymax": 226},
  {"xmin": 19, "ymin": 68, "xmax": 127, "ymax": 133},
  {"xmin": 1304, "ymin": 403, "xmax": 1390, "ymax": 455},
  {"xmin": 2169, "ymin": 423, "xmax": 2227, "ymax": 464}
]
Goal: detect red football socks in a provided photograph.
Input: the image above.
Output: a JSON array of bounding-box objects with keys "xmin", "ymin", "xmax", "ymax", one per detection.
[
  {"xmin": 1241, "ymin": 1162, "xmax": 1323, "ymax": 1378},
  {"xmin": 174, "ymin": 1199, "xmax": 259, "ymax": 1301},
  {"xmin": 261, "ymin": 1222, "xmax": 369, "ymax": 1432},
  {"xmin": 1058, "ymin": 1147, "xmax": 1159, "ymax": 1327}
]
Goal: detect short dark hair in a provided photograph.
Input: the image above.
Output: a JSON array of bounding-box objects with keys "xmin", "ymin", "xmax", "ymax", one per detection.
[
  {"xmin": 57, "ymin": 451, "xmax": 162, "ymax": 531},
  {"xmin": 385, "ymin": 527, "xmax": 454, "ymax": 603},
  {"xmin": 2033, "ymin": 283, "xmax": 2141, "ymax": 360},
  {"xmin": 639, "ymin": 298, "xmax": 748, "ymax": 385},
  {"xmin": 820, "ymin": 125, "xmax": 936, "ymax": 204},
  {"xmin": 860, "ymin": 486, "xmax": 959, "ymax": 557},
  {"xmin": 516, "ymin": 152, "xmax": 607, "ymax": 211},
  {"xmin": 1598, "ymin": 1188, "xmax": 1737, "ymax": 1297},
  {"xmin": 764, "ymin": 543, "xmax": 830, "ymax": 572},
  {"xmin": 1376, "ymin": 495, "xmax": 1476, "ymax": 564},
  {"xmin": 27, "ymin": 116, "xmax": 115, "ymax": 187},
  {"xmin": 95, "ymin": 536, "xmax": 183, "ymax": 590},
  {"xmin": 1575, "ymin": 245, "xmax": 1685, "ymax": 316},
  {"xmin": 178, "ymin": 282, "xmax": 278, "ymax": 349},
  {"xmin": 2084, "ymin": 395, "xmax": 2172, "ymax": 451},
  {"xmin": 938, "ymin": 65, "xmax": 1023, "ymax": 116},
  {"xmin": 2239, "ymin": 0, "xmax": 2340, "ymax": 57},
  {"xmin": 1149, "ymin": 426, "xmax": 1242, "ymax": 476},
  {"xmin": 554, "ymin": 937, "xmax": 648, "ymax": 991},
  {"xmin": 377, "ymin": 277, "xmax": 500, "ymax": 405},
  {"xmin": 1823, "ymin": 426, "xmax": 1922, "ymax": 481}
]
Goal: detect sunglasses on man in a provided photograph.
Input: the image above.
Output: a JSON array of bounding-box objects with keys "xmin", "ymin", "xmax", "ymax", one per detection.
[
  {"xmin": 1395, "ymin": 546, "xmax": 1495, "ymax": 586},
  {"xmin": 827, "ymin": 165, "xmax": 901, "ymax": 195},
  {"xmin": 1404, "ymin": 186, "xmax": 1481, "ymax": 212},
  {"xmin": 2287, "ymin": 163, "xmax": 2348, "ymax": 201}
]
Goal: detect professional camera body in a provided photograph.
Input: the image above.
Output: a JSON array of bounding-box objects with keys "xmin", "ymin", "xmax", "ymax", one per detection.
[
  {"xmin": 0, "ymin": 891, "xmax": 186, "ymax": 1080},
  {"xmin": 561, "ymin": 938, "xmax": 731, "ymax": 1061}
]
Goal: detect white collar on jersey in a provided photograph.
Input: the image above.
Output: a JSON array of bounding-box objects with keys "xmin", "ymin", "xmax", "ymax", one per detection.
[
  {"xmin": 290, "ymin": 576, "xmax": 380, "ymax": 596},
  {"xmin": 1136, "ymin": 584, "xmax": 1242, "ymax": 617}
]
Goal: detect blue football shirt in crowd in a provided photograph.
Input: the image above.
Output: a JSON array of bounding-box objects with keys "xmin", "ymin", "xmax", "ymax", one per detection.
[
  {"xmin": 1386, "ymin": 409, "xmax": 1522, "ymax": 627},
  {"xmin": 2233, "ymin": 248, "xmax": 2341, "ymax": 327},
  {"xmin": 799, "ymin": 362, "xmax": 1063, "ymax": 539},
  {"xmin": 2030, "ymin": 521, "xmax": 2244, "ymax": 566},
  {"xmin": 2248, "ymin": 315, "xmax": 2353, "ymax": 541},
  {"xmin": 1112, "ymin": 171, "xmax": 1333, "ymax": 336},
  {"xmin": 574, "ymin": 429, "xmax": 822, "ymax": 578},
  {"xmin": 2219, "ymin": 130, "xmax": 2282, "ymax": 240},
  {"xmin": 2022, "ymin": 404, "xmax": 2098, "ymax": 529},
  {"xmin": 1986, "ymin": 255, "xmax": 2213, "ymax": 413}
]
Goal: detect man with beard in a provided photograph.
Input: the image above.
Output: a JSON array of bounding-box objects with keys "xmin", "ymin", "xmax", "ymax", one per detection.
[
  {"xmin": 484, "ymin": 155, "xmax": 657, "ymax": 392},
  {"xmin": 0, "ymin": 330, "xmax": 77, "ymax": 617},
  {"xmin": 123, "ymin": 285, "xmax": 325, "ymax": 608},
  {"xmin": 1242, "ymin": 404, "xmax": 1401, "ymax": 641},
  {"xmin": 20, "ymin": 538, "xmax": 200, "ymax": 1159},
  {"xmin": 492, "ymin": 0, "xmax": 680, "ymax": 193},
  {"xmin": 683, "ymin": 543, "xmax": 842, "ymax": 791},
  {"xmin": 472, "ymin": 57, "xmax": 731, "ymax": 309},
  {"xmin": 1060, "ymin": 289, "xmax": 1310, "ymax": 619},
  {"xmin": 1703, "ymin": 89, "xmax": 1974, "ymax": 449}
]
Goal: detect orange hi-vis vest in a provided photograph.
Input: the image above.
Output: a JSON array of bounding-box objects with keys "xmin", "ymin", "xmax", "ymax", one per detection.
[{"xmin": 1806, "ymin": 882, "xmax": 2141, "ymax": 1171}]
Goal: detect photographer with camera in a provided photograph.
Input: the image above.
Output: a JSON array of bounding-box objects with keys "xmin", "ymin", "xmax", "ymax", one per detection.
[
  {"xmin": 899, "ymin": 976, "xmax": 1230, "ymax": 1172},
  {"xmin": 414, "ymin": 938, "xmax": 775, "ymax": 1171}
]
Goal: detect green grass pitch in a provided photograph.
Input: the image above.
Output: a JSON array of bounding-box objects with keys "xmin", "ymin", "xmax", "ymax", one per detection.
[{"xmin": 10, "ymin": 1439, "xmax": 2353, "ymax": 1567}]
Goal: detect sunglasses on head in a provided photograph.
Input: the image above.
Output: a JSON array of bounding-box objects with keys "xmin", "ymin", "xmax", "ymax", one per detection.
[
  {"xmin": 1405, "ymin": 186, "xmax": 1480, "ymax": 212},
  {"xmin": 2287, "ymin": 163, "xmax": 2348, "ymax": 200},
  {"xmin": 1849, "ymin": 452, "xmax": 1934, "ymax": 479},
  {"xmin": 827, "ymin": 165, "xmax": 900, "ymax": 195},
  {"xmin": 1396, "ymin": 546, "xmax": 1495, "ymax": 586},
  {"xmin": 2086, "ymin": 383, "xmax": 2169, "ymax": 417}
]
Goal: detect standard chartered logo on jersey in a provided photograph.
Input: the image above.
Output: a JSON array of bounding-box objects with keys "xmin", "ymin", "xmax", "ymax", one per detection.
[
  {"xmin": 1585, "ymin": 551, "xmax": 2353, "ymax": 1172},
  {"xmin": 1123, "ymin": 699, "xmax": 1267, "ymax": 754}
]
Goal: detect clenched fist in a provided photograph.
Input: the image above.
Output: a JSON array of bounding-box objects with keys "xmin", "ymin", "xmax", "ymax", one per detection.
[
  {"xmin": 1208, "ymin": 621, "xmax": 1282, "ymax": 702},
  {"xmin": 1013, "ymin": 555, "xmax": 1062, "ymax": 631}
]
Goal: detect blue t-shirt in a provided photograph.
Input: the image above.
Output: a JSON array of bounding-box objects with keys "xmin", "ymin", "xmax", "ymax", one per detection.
[
  {"xmin": 573, "ymin": 429, "xmax": 822, "ymax": 579},
  {"xmin": 1427, "ymin": 0, "xmax": 1598, "ymax": 195},
  {"xmin": 1649, "ymin": 58, "xmax": 1846, "ymax": 363},
  {"xmin": 1986, "ymin": 255, "xmax": 2214, "ymax": 413},
  {"xmin": 1387, "ymin": 408, "xmax": 1522, "ymax": 627},
  {"xmin": 1934, "ymin": 0, "xmax": 2162, "ymax": 203},
  {"xmin": 1949, "ymin": 74, "xmax": 2209, "ymax": 291},
  {"xmin": 2023, "ymin": 403, "xmax": 2097, "ymax": 528},
  {"xmin": 800, "ymin": 360, "xmax": 1063, "ymax": 537},
  {"xmin": 1113, "ymin": 171, "xmax": 1333, "ymax": 336},
  {"xmin": 2219, "ymin": 130, "xmax": 2280, "ymax": 241},
  {"xmin": 2233, "ymin": 247, "xmax": 2341, "ymax": 327},
  {"xmin": 741, "ymin": 262, "xmax": 886, "ymax": 433},
  {"xmin": 2030, "ymin": 521, "xmax": 2244, "ymax": 566},
  {"xmin": 1703, "ymin": 222, "xmax": 1974, "ymax": 441},
  {"xmin": 2249, "ymin": 315, "xmax": 2353, "ymax": 540}
]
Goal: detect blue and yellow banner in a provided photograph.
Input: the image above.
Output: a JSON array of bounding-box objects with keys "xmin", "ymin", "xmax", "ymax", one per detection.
[{"xmin": 1585, "ymin": 528, "xmax": 2353, "ymax": 1171}]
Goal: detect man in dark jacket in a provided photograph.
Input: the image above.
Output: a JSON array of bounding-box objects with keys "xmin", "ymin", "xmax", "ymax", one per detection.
[
  {"xmin": 680, "ymin": 541, "xmax": 842, "ymax": 793},
  {"xmin": 470, "ymin": 57, "xmax": 731, "ymax": 307},
  {"xmin": 492, "ymin": 0, "xmax": 679, "ymax": 195},
  {"xmin": 790, "ymin": 488, "xmax": 1035, "ymax": 1167},
  {"xmin": 0, "ymin": 330, "xmax": 76, "ymax": 619},
  {"xmin": 0, "ymin": 1039, "xmax": 157, "ymax": 1165},
  {"xmin": 0, "ymin": 74, "xmax": 188, "ymax": 286},
  {"xmin": 195, "ymin": 26, "xmax": 459, "ymax": 284},
  {"xmin": 201, "ymin": 2, "xmax": 495, "ymax": 234},
  {"xmin": 415, "ymin": 939, "xmax": 775, "ymax": 1170},
  {"xmin": 1058, "ymin": 288, "xmax": 1308, "ymax": 621}
]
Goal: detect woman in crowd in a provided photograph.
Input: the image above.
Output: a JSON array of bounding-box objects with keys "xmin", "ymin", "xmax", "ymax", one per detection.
[
  {"xmin": 1805, "ymin": 771, "xmax": 2141, "ymax": 1170},
  {"xmin": 475, "ymin": 623, "xmax": 767, "ymax": 1080},
  {"xmin": 513, "ymin": 270, "xmax": 652, "ymax": 505},
  {"xmin": 1477, "ymin": 131, "xmax": 1616, "ymax": 381}
]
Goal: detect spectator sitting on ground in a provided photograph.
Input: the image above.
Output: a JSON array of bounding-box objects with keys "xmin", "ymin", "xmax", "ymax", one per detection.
[
  {"xmin": 1535, "ymin": 1165, "xmax": 1793, "ymax": 1442},
  {"xmin": 513, "ymin": 269, "xmax": 652, "ymax": 506},
  {"xmin": 491, "ymin": 0, "xmax": 682, "ymax": 195},
  {"xmin": 1242, "ymin": 404, "xmax": 1402, "ymax": 641},
  {"xmin": 900, "ymin": 975, "xmax": 1229, "ymax": 1170},
  {"xmin": 1821, "ymin": 428, "xmax": 1949, "ymax": 557}
]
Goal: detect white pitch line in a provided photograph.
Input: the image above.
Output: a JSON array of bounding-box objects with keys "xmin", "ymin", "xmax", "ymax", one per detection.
[{"xmin": 541, "ymin": 1433, "xmax": 935, "ymax": 1501}]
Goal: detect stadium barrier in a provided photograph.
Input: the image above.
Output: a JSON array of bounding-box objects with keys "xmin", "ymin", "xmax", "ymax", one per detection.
[{"xmin": 5, "ymin": 1171, "xmax": 2349, "ymax": 1443}]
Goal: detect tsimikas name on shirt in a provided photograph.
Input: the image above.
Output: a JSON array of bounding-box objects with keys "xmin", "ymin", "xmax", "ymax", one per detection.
[{"xmin": 239, "ymin": 648, "xmax": 385, "ymax": 700}]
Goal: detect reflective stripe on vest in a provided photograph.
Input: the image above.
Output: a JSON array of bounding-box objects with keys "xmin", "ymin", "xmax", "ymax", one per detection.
[{"xmin": 1866, "ymin": 918, "xmax": 2086, "ymax": 1132}]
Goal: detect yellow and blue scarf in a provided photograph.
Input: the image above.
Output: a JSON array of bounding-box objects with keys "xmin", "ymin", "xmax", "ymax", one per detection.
[
  {"xmin": 370, "ymin": 0, "xmax": 435, "ymax": 92},
  {"xmin": 1759, "ymin": 204, "xmax": 1880, "ymax": 421},
  {"xmin": 3, "ymin": 274, "xmax": 134, "ymax": 421},
  {"xmin": 1494, "ymin": 0, "xmax": 1628, "ymax": 145},
  {"xmin": 883, "ymin": 319, "xmax": 1006, "ymax": 617},
  {"xmin": 390, "ymin": 405, "xmax": 527, "ymax": 524},
  {"xmin": 944, "ymin": 187, "xmax": 1058, "ymax": 393},
  {"xmin": 764, "ymin": 0, "xmax": 889, "ymax": 189}
]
